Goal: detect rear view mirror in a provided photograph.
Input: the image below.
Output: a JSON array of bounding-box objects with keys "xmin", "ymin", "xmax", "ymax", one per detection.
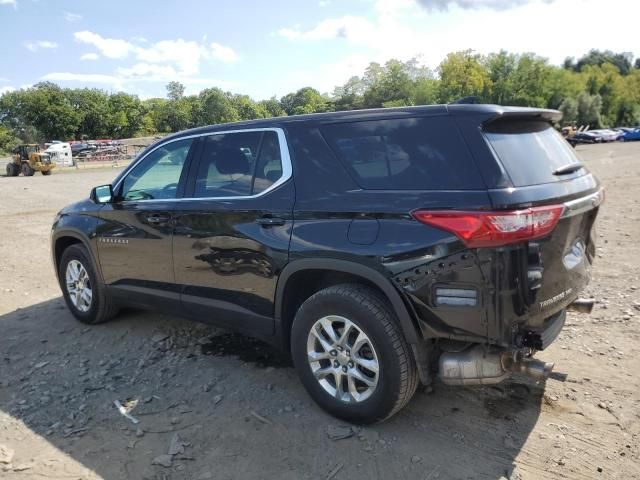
[{"xmin": 91, "ymin": 184, "xmax": 113, "ymax": 204}]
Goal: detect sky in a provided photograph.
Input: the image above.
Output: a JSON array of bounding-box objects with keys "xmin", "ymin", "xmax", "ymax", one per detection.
[{"xmin": 1, "ymin": 0, "xmax": 638, "ymax": 100}]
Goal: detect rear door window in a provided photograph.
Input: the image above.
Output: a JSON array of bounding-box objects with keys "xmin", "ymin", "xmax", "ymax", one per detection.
[
  {"xmin": 321, "ymin": 116, "xmax": 484, "ymax": 190},
  {"xmin": 191, "ymin": 130, "xmax": 284, "ymax": 198},
  {"xmin": 483, "ymin": 120, "xmax": 585, "ymax": 187}
]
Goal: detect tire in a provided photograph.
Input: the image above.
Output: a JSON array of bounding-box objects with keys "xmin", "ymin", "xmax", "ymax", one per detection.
[
  {"xmin": 6, "ymin": 163, "xmax": 18, "ymax": 176},
  {"xmin": 41, "ymin": 169, "xmax": 52, "ymax": 175},
  {"xmin": 21, "ymin": 162, "xmax": 34, "ymax": 176},
  {"xmin": 291, "ymin": 284, "xmax": 419, "ymax": 424},
  {"xmin": 58, "ymin": 244, "xmax": 118, "ymax": 324}
]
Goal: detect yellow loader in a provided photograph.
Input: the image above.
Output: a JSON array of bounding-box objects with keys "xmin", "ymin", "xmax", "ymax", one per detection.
[{"xmin": 5, "ymin": 144, "xmax": 55, "ymax": 176}]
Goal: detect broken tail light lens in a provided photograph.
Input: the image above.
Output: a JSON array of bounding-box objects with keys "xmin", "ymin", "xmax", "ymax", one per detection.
[{"xmin": 412, "ymin": 205, "xmax": 564, "ymax": 248}]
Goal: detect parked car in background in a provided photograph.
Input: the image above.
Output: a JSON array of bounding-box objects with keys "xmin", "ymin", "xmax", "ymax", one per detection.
[
  {"xmin": 568, "ymin": 131, "xmax": 603, "ymax": 146},
  {"xmin": 618, "ymin": 128, "xmax": 640, "ymax": 142},
  {"xmin": 588, "ymin": 129, "xmax": 623, "ymax": 142}
]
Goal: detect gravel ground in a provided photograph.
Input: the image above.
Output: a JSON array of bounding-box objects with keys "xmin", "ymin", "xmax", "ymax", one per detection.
[{"xmin": 0, "ymin": 142, "xmax": 639, "ymax": 480}]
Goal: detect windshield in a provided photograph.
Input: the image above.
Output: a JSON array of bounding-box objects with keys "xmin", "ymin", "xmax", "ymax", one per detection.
[
  {"xmin": 484, "ymin": 120, "xmax": 585, "ymax": 187},
  {"xmin": 26, "ymin": 146, "xmax": 38, "ymax": 153}
]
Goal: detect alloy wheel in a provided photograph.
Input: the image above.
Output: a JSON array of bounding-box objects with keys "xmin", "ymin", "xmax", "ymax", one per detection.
[
  {"xmin": 65, "ymin": 260, "xmax": 93, "ymax": 312},
  {"xmin": 306, "ymin": 315, "xmax": 380, "ymax": 403}
]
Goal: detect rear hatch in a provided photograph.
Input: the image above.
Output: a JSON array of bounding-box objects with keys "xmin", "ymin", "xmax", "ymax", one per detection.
[{"xmin": 480, "ymin": 114, "xmax": 603, "ymax": 344}]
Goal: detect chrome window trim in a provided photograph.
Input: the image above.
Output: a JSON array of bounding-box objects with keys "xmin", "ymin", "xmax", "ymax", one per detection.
[{"xmin": 113, "ymin": 127, "xmax": 292, "ymax": 202}]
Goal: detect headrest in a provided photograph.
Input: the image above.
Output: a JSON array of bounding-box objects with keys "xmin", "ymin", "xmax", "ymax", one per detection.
[{"xmin": 214, "ymin": 148, "xmax": 250, "ymax": 175}]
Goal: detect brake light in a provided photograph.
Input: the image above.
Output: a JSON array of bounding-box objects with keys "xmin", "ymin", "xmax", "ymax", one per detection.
[{"xmin": 412, "ymin": 205, "xmax": 564, "ymax": 248}]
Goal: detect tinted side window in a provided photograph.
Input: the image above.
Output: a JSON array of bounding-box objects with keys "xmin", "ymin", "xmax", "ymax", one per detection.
[
  {"xmin": 253, "ymin": 131, "xmax": 283, "ymax": 195},
  {"xmin": 193, "ymin": 131, "xmax": 283, "ymax": 198},
  {"xmin": 321, "ymin": 117, "xmax": 483, "ymax": 190},
  {"xmin": 121, "ymin": 138, "xmax": 193, "ymax": 201}
]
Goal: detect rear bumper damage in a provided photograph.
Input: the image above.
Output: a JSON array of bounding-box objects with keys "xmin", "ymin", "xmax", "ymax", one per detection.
[{"xmin": 436, "ymin": 297, "xmax": 594, "ymax": 386}]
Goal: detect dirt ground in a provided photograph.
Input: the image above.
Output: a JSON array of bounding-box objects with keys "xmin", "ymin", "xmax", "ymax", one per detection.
[{"xmin": 0, "ymin": 142, "xmax": 639, "ymax": 480}]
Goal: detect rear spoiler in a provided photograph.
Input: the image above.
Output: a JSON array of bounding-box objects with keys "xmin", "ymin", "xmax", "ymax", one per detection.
[
  {"xmin": 483, "ymin": 108, "xmax": 562, "ymax": 125},
  {"xmin": 447, "ymin": 104, "xmax": 562, "ymax": 124}
]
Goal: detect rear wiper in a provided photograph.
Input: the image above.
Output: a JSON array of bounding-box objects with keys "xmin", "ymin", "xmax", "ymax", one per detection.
[{"xmin": 553, "ymin": 163, "xmax": 584, "ymax": 175}]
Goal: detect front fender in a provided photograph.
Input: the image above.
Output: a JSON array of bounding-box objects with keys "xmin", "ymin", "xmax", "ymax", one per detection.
[{"xmin": 51, "ymin": 211, "xmax": 102, "ymax": 283}]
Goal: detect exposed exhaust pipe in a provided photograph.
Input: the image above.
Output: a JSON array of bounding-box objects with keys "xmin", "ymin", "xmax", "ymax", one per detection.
[
  {"xmin": 503, "ymin": 356, "xmax": 554, "ymax": 380},
  {"xmin": 438, "ymin": 346, "xmax": 554, "ymax": 386},
  {"xmin": 567, "ymin": 298, "xmax": 595, "ymax": 314}
]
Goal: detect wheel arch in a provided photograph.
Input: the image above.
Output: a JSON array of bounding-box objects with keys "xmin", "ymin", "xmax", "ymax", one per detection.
[
  {"xmin": 52, "ymin": 230, "xmax": 102, "ymax": 284},
  {"xmin": 275, "ymin": 258, "xmax": 421, "ymax": 351}
]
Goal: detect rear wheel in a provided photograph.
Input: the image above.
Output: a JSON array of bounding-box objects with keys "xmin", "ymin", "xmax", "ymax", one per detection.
[
  {"xmin": 6, "ymin": 163, "xmax": 18, "ymax": 176},
  {"xmin": 58, "ymin": 244, "xmax": 118, "ymax": 324},
  {"xmin": 291, "ymin": 284, "xmax": 418, "ymax": 424},
  {"xmin": 21, "ymin": 162, "xmax": 34, "ymax": 176}
]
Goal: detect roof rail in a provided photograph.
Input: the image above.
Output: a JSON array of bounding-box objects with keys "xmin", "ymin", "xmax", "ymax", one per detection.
[{"xmin": 449, "ymin": 96, "xmax": 481, "ymax": 105}]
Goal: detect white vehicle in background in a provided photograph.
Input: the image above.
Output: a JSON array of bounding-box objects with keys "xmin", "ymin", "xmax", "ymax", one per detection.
[
  {"xmin": 44, "ymin": 142, "xmax": 73, "ymax": 166},
  {"xmin": 587, "ymin": 129, "xmax": 623, "ymax": 142}
]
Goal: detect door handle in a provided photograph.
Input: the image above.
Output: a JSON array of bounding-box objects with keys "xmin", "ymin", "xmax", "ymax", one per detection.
[
  {"xmin": 147, "ymin": 213, "xmax": 171, "ymax": 224},
  {"xmin": 256, "ymin": 216, "xmax": 285, "ymax": 227}
]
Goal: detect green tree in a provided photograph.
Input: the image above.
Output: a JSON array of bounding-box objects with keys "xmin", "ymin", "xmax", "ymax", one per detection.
[
  {"xmin": 333, "ymin": 76, "xmax": 365, "ymax": 110},
  {"xmin": 280, "ymin": 87, "xmax": 331, "ymax": 115},
  {"xmin": 509, "ymin": 54, "xmax": 554, "ymax": 107},
  {"xmin": 363, "ymin": 59, "xmax": 414, "ymax": 108},
  {"xmin": 258, "ymin": 97, "xmax": 286, "ymax": 118},
  {"xmin": 65, "ymin": 88, "xmax": 110, "ymax": 139},
  {"xmin": 486, "ymin": 51, "xmax": 517, "ymax": 105},
  {"xmin": 197, "ymin": 88, "xmax": 239, "ymax": 125},
  {"xmin": 438, "ymin": 50, "xmax": 491, "ymax": 103},
  {"xmin": 559, "ymin": 97, "xmax": 578, "ymax": 124},
  {"xmin": 106, "ymin": 92, "xmax": 145, "ymax": 138},
  {"xmin": 0, "ymin": 124, "xmax": 20, "ymax": 154},
  {"xmin": 575, "ymin": 92, "xmax": 603, "ymax": 128},
  {"xmin": 166, "ymin": 81, "xmax": 185, "ymax": 101},
  {"xmin": 21, "ymin": 82, "xmax": 81, "ymax": 140},
  {"xmin": 575, "ymin": 50, "xmax": 633, "ymax": 75}
]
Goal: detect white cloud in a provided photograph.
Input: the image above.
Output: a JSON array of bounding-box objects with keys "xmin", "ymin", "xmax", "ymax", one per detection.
[
  {"xmin": 74, "ymin": 30, "xmax": 133, "ymax": 59},
  {"xmin": 415, "ymin": 0, "xmax": 554, "ymax": 10},
  {"xmin": 319, "ymin": 0, "xmax": 331, "ymax": 6},
  {"xmin": 25, "ymin": 40, "xmax": 58, "ymax": 52},
  {"xmin": 116, "ymin": 63, "xmax": 178, "ymax": 79},
  {"xmin": 0, "ymin": 86, "xmax": 15, "ymax": 95},
  {"xmin": 41, "ymin": 72, "xmax": 121, "ymax": 83},
  {"xmin": 278, "ymin": 0, "xmax": 639, "ymax": 73},
  {"xmin": 64, "ymin": 11, "xmax": 82, "ymax": 22},
  {"xmin": 135, "ymin": 39, "xmax": 207, "ymax": 75},
  {"xmin": 278, "ymin": 16, "xmax": 376, "ymax": 42},
  {"xmin": 80, "ymin": 52, "xmax": 99, "ymax": 61},
  {"xmin": 0, "ymin": 0, "xmax": 16, "ymax": 7},
  {"xmin": 73, "ymin": 31, "xmax": 239, "ymax": 76},
  {"xmin": 210, "ymin": 42, "xmax": 239, "ymax": 63}
]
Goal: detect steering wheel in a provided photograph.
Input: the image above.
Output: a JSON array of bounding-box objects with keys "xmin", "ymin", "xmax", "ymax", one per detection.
[{"xmin": 163, "ymin": 182, "xmax": 179, "ymax": 191}]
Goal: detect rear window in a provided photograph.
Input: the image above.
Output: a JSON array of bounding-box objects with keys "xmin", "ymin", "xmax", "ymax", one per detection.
[
  {"xmin": 484, "ymin": 120, "xmax": 585, "ymax": 187},
  {"xmin": 321, "ymin": 117, "xmax": 484, "ymax": 190}
]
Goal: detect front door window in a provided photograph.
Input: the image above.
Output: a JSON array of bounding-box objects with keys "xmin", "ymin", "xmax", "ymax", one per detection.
[{"xmin": 120, "ymin": 138, "xmax": 193, "ymax": 201}]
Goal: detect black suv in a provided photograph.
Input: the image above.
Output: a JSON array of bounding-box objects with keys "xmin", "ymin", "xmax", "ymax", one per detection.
[{"xmin": 52, "ymin": 104, "xmax": 602, "ymax": 423}]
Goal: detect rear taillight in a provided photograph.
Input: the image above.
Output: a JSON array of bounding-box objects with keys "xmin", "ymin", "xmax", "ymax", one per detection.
[{"xmin": 412, "ymin": 205, "xmax": 564, "ymax": 248}]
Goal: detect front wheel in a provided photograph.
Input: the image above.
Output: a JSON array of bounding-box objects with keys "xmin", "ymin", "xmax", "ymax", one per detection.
[
  {"xmin": 6, "ymin": 163, "xmax": 18, "ymax": 176},
  {"xmin": 21, "ymin": 162, "xmax": 34, "ymax": 176},
  {"xmin": 291, "ymin": 284, "xmax": 418, "ymax": 424},
  {"xmin": 58, "ymin": 244, "xmax": 118, "ymax": 324}
]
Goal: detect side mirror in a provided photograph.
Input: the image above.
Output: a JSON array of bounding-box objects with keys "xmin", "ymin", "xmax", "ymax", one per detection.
[{"xmin": 90, "ymin": 184, "xmax": 114, "ymax": 204}]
